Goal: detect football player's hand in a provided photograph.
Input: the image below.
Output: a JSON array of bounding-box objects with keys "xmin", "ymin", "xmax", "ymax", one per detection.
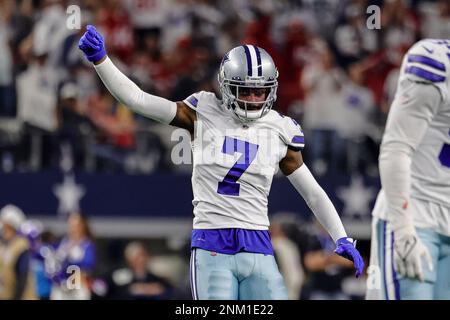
[
  {"xmin": 334, "ymin": 237, "xmax": 365, "ymax": 278},
  {"xmin": 393, "ymin": 227, "xmax": 433, "ymax": 282},
  {"xmin": 78, "ymin": 25, "xmax": 107, "ymax": 63}
]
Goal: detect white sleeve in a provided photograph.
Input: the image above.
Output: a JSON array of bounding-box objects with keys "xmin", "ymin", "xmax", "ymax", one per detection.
[
  {"xmin": 287, "ymin": 164, "xmax": 347, "ymax": 242},
  {"xmin": 380, "ymin": 80, "xmax": 441, "ymax": 231},
  {"xmin": 93, "ymin": 57, "xmax": 177, "ymax": 124}
]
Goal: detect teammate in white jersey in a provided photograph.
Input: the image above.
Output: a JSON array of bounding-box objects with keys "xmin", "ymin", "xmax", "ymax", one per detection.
[
  {"xmin": 78, "ymin": 25, "xmax": 364, "ymax": 300},
  {"xmin": 366, "ymin": 39, "xmax": 450, "ymax": 300}
]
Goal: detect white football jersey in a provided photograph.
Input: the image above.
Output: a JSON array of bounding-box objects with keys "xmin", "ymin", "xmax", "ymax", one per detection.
[
  {"xmin": 183, "ymin": 91, "xmax": 304, "ymax": 230},
  {"xmin": 375, "ymin": 39, "xmax": 450, "ymax": 222}
]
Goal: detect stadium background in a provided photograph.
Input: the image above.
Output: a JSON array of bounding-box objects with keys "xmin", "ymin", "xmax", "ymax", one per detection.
[{"xmin": 0, "ymin": 0, "xmax": 448, "ymax": 300}]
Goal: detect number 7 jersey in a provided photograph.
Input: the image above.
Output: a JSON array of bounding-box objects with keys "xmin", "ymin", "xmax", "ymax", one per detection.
[{"xmin": 183, "ymin": 91, "xmax": 304, "ymax": 230}]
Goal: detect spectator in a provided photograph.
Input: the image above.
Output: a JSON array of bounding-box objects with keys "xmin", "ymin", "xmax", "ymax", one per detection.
[
  {"xmin": 107, "ymin": 241, "xmax": 173, "ymax": 300},
  {"xmin": 340, "ymin": 63, "xmax": 378, "ymax": 174},
  {"xmin": 16, "ymin": 44, "xmax": 60, "ymax": 171},
  {"xmin": 216, "ymin": 17, "xmax": 244, "ymax": 57},
  {"xmin": 159, "ymin": 0, "xmax": 192, "ymax": 54},
  {"xmin": 20, "ymin": 220, "xmax": 56, "ymax": 300},
  {"xmin": 270, "ymin": 215, "xmax": 304, "ymax": 300},
  {"xmin": 419, "ymin": 0, "xmax": 450, "ymax": 39},
  {"xmin": 97, "ymin": 0, "xmax": 135, "ymax": 63},
  {"xmin": 301, "ymin": 0, "xmax": 345, "ymax": 40},
  {"xmin": 124, "ymin": 0, "xmax": 169, "ymax": 43},
  {"xmin": 299, "ymin": 221, "xmax": 356, "ymax": 300},
  {"xmin": 8, "ymin": 0, "xmax": 34, "ymax": 74},
  {"xmin": 57, "ymin": 82, "xmax": 96, "ymax": 171},
  {"xmin": 381, "ymin": 0, "xmax": 418, "ymax": 61},
  {"xmin": 50, "ymin": 212, "xmax": 96, "ymax": 300},
  {"xmin": 59, "ymin": 13, "xmax": 95, "ymax": 81},
  {"xmin": 0, "ymin": 2, "xmax": 15, "ymax": 117},
  {"xmin": 334, "ymin": 2, "xmax": 378, "ymax": 68},
  {"xmin": 30, "ymin": 0, "xmax": 72, "ymax": 72},
  {"xmin": 87, "ymin": 81, "xmax": 136, "ymax": 172},
  {"xmin": 0, "ymin": 204, "xmax": 36, "ymax": 300},
  {"xmin": 276, "ymin": 16, "xmax": 311, "ymax": 114},
  {"xmin": 301, "ymin": 40, "xmax": 347, "ymax": 175}
]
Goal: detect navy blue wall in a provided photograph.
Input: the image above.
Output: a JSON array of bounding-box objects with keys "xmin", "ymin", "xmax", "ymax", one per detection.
[{"xmin": 0, "ymin": 171, "xmax": 381, "ymax": 221}]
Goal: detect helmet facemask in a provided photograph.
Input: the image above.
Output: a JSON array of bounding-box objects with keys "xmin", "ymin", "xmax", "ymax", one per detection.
[{"xmin": 220, "ymin": 78, "xmax": 278, "ymax": 123}]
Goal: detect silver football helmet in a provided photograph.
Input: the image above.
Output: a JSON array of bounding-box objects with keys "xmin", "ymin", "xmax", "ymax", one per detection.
[{"xmin": 218, "ymin": 45, "xmax": 279, "ymax": 122}]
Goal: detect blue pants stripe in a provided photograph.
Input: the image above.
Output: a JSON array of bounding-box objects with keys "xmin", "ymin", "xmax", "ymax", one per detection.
[
  {"xmin": 190, "ymin": 248, "xmax": 198, "ymax": 300},
  {"xmin": 390, "ymin": 229, "xmax": 400, "ymax": 300}
]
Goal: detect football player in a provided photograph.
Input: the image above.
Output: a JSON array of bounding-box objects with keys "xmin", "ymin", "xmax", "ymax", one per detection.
[
  {"xmin": 366, "ymin": 39, "xmax": 450, "ymax": 300},
  {"xmin": 79, "ymin": 25, "xmax": 363, "ymax": 300}
]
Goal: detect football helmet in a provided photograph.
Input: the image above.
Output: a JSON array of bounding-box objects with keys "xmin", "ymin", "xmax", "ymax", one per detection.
[{"xmin": 218, "ymin": 45, "xmax": 278, "ymax": 122}]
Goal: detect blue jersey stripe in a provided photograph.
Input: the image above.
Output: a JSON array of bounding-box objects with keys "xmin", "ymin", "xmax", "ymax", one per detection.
[
  {"xmin": 242, "ymin": 45, "xmax": 252, "ymax": 76},
  {"xmin": 405, "ymin": 66, "xmax": 446, "ymax": 82},
  {"xmin": 254, "ymin": 45, "xmax": 262, "ymax": 76},
  {"xmin": 291, "ymin": 135, "xmax": 305, "ymax": 144},
  {"xmin": 187, "ymin": 95, "xmax": 198, "ymax": 107},
  {"xmin": 407, "ymin": 54, "xmax": 446, "ymax": 72}
]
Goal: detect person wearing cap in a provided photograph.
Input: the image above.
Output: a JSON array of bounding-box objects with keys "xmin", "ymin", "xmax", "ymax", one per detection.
[
  {"xmin": 106, "ymin": 241, "xmax": 173, "ymax": 300},
  {"xmin": 0, "ymin": 204, "xmax": 36, "ymax": 299},
  {"xmin": 57, "ymin": 81, "xmax": 95, "ymax": 170}
]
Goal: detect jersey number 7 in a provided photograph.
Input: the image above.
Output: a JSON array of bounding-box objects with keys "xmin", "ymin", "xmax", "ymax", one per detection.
[{"xmin": 217, "ymin": 137, "xmax": 259, "ymax": 196}]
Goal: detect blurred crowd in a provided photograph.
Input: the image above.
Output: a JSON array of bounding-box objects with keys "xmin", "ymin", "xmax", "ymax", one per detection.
[
  {"xmin": 0, "ymin": 204, "xmax": 178, "ymax": 300},
  {"xmin": 1, "ymin": 203, "xmax": 369, "ymax": 300},
  {"xmin": 0, "ymin": 0, "xmax": 448, "ymax": 176}
]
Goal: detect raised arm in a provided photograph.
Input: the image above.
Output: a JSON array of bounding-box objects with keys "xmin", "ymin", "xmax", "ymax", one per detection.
[
  {"xmin": 279, "ymin": 149, "xmax": 364, "ymax": 277},
  {"xmin": 78, "ymin": 25, "xmax": 196, "ymax": 133}
]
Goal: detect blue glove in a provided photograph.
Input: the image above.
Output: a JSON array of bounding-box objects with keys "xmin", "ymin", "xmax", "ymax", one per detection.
[
  {"xmin": 78, "ymin": 25, "xmax": 107, "ymax": 63},
  {"xmin": 334, "ymin": 237, "xmax": 365, "ymax": 278}
]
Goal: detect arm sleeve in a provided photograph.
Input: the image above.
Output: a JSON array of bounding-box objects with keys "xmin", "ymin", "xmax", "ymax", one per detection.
[
  {"xmin": 94, "ymin": 57, "xmax": 177, "ymax": 124},
  {"xmin": 380, "ymin": 80, "xmax": 442, "ymax": 230},
  {"xmin": 287, "ymin": 164, "xmax": 347, "ymax": 242}
]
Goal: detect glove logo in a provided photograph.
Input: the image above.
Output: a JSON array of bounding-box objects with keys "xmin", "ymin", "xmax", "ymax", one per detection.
[{"xmin": 395, "ymin": 236, "xmax": 417, "ymax": 260}]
